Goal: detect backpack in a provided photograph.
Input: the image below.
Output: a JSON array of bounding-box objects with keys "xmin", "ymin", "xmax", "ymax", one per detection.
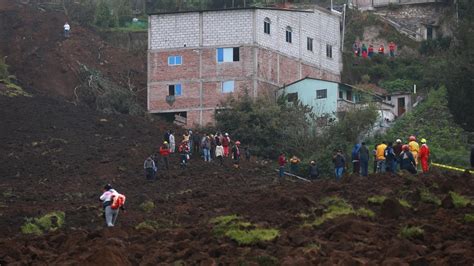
[{"xmin": 111, "ymin": 194, "xmax": 126, "ymax": 210}]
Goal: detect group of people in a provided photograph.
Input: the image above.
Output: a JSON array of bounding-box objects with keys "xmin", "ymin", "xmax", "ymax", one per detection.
[
  {"xmin": 278, "ymin": 154, "xmax": 320, "ymax": 180},
  {"xmin": 143, "ymin": 130, "xmax": 251, "ymax": 180},
  {"xmin": 350, "ymin": 135, "xmax": 430, "ymax": 177},
  {"xmin": 352, "ymin": 41, "xmax": 397, "ymax": 58}
]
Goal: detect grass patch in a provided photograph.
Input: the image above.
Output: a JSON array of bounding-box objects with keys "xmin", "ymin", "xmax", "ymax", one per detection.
[
  {"xmin": 0, "ymin": 80, "xmax": 32, "ymax": 98},
  {"xmin": 464, "ymin": 214, "xmax": 474, "ymax": 223},
  {"xmin": 253, "ymin": 255, "xmax": 279, "ymax": 266},
  {"xmin": 211, "ymin": 215, "xmax": 279, "ymax": 245},
  {"xmin": 398, "ymin": 199, "xmax": 412, "ymax": 209},
  {"xmin": 139, "ymin": 200, "xmax": 155, "ymax": 213},
  {"xmin": 356, "ymin": 207, "xmax": 375, "ymax": 217},
  {"xmin": 449, "ymin": 191, "xmax": 472, "ymax": 208},
  {"xmin": 399, "ymin": 225, "xmax": 424, "ymax": 239},
  {"xmin": 313, "ymin": 197, "xmax": 355, "ymax": 226},
  {"xmin": 21, "ymin": 211, "xmax": 65, "ymax": 235},
  {"xmin": 135, "ymin": 219, "xmax": 180, "ymax": 231},
  {"xmin": 367, "ymin": 195, "xmax": 387, "ymax": 205},
  {"xmin": 420, "ymin": 188, "xmax": 441, "ymax": 206}
]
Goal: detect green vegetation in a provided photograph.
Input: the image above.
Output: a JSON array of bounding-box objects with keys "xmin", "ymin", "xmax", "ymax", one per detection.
[
  {"xmin": 215, "ymin": 91, "xmax": 377, "ymax": 176},
  {"xmin": 367, "ymin": 195, "xmax": 387, "ymax": 205},
  {"xmin": 382, "ymin": 87, "xmax": 470, "ymax": 168},
  {"xmin": 0, "ymin": 56, "xmax": 31, "ymax": 98},
  {"xmin": 398, "ymin": 199, "xmax": 412, "ymax": 209},
  {"xmin": 139, "ymin": 200, "xmax": 155, "ymax": 213},
  {"xmin": 309, "ymin": 196, "xmax": 375, "ymax": 226},
  {"xmin": 135, "ymin": 219, "xmax": 179, "ymax": 231},
  {"xmin": 419, "ymin": 188, "xmax": 441, "ymax": 206},
  {"xmin": 449, "ymin": 192, "xmax": 472, "ymax": 208},
  {"xmin": 21, "ymin": 211, "xmax": 65, "ymax": 235},
  {"xmin": 210, "ymin": 215, "xmax": 279, "ymax": 245},
  {"xmin": 464, "ymin": 214, "xmax": 474, "ymax": 223},
  {"xmin": 399, "ymin": 226, "xmax": 424, "ymax": 239}
]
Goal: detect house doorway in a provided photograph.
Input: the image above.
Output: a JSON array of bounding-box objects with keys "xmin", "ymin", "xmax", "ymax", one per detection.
[{"xmin": 398, "ymin": 97, "xmax": 406, "ymax": 116}]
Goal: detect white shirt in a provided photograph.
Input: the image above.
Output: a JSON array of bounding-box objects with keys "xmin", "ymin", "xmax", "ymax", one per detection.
[
  {"xmin": 215, "ymin": 145, "xmax": 224, "ymax": 157},
  {"xmin": 64, "ymin": 23, "xmax": 70, "ymax": 31},
  {"xmin": 99, "ymin": 189, "xmax": 118, "ymax": 202}
]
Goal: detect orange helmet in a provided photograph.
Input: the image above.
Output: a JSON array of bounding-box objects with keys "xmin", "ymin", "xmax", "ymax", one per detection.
[
  {"xmin": 402, "ymin": 145, "xmax": 409, "ymax": 151},
  {"xmin": 409, "ymin": 135, "xmax": 416, "ymax": 141}
]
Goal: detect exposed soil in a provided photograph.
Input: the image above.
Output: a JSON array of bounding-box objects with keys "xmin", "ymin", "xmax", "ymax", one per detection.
[
  {"xmin": 1, "ymin": 94, "xmax": 474, "ymax": 265},
  {"xmin": 0, "ymin": 1, "xmax": 147, "ymax": 102}
]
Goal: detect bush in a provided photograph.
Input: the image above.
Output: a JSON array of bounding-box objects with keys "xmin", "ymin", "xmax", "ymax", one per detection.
[
  {"xmin": 464, "ymin": 214, "xmax": 474, "ymax": 223},
  {"xmin": 420, "ymin": 188, "xmax": 441, "ymax": 206},
  {"xmin": 449, "ymin": 192, "xmax": 472, "ymax": 208},
  {"xmin": 139, "ymin": 200, "xmax": 155, "ymax": 213},
  {"xmin": 367, "ymin": 195, "xmax": 387, "ymax": 205},
  {"xmin": 21, "ymin": 211, "xmax": 65, "ymax": 235}
]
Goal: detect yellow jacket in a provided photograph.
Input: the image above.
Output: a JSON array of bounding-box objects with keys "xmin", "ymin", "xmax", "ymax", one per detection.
[
  {"xmin": 376, "ymin": 144, "xmax": 387, "ymax": 160},
  {"xmin": 409, "ymin": 141, "xmax": 419, "ymax": 155}
]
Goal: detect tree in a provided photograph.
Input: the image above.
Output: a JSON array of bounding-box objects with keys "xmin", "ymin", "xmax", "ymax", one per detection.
[{"xmin": 444, "ymin": 0, "xmax": 474, "ymax": 131}]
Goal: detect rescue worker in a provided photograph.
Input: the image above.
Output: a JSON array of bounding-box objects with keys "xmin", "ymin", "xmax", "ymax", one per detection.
[
  {"xmin": 376, "ymin": 141, "xmax": 388, "ymax": 173},
  {"xmin": 408, "ymin": 135, "xmax": 419, "ymax": 167},
  {"xmin": 400, "ymin": 145, "xmax": 417, "ymax": 174},
  {"xmin": 289, "ymin": 155, "xmax": 301, "ymax": 174},
  {"xmin": 419, "ymin": 138, "xmax": 430, "ymax": 173},
  {"xmin": 159, "ymin": 141, "xmax": 170, "ymax": 170},
  {"xmin": 99, "ymin": 184, "xmax": 122, "ymax": 227}
]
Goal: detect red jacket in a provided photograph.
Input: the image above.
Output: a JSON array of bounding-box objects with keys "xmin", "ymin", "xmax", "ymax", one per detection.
[
  {"xmin": 278, "ymin": 155, "xmax": 286, "ymax": 167},
  {"xmin": 159, "ymin": 146, "xmax": 170, "ymax": 157},
  {"xmin": 419, "ymin": 144, "xmax": 430, "ymax": 159}
]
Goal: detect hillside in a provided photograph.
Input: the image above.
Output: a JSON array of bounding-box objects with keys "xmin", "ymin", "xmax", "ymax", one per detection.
[
  {"xmin": 1, "ymin": 93, "xmax": 474, "ymax": 264},
  {"xmin": 0, "ymin": 1, "xmax": 146, "ymax": 101}
]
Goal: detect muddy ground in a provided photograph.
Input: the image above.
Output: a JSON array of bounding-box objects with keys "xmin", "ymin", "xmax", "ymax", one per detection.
[{"xmin": 1, "ymin": 94, "xmax": 474, "ymax": 265}]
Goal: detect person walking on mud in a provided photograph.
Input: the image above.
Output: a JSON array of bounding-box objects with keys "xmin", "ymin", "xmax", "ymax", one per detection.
[
  {"xmin": 144, "ymin": 156, "xmax": 157, "ymax": 180},
  {"xmin": 63, "ymin": 22, "xmax": 70, "ymax": 38},
  {"xmin": 99, "ymin": 184, "xmax": 125, "ymax": 227}
]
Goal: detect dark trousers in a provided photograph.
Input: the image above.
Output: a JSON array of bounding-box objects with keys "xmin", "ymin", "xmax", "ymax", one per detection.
[
  {"xmin": 360, "ymin": 160, "xmax": 369, "ymax": 176},
  {"xmin": 353, "ymin": 161, "xmax": 360, "ymax": 174},
  {"xmin": 217, "ymin": 155, "xmax": 223, "ymax": 166},
  {"xmin": 162, "ymin": 157, "xmax": 169, "ymax": 170},
  {"xmin": 145, "ymin": 168, "xmax": 155, "ymax": 180}
]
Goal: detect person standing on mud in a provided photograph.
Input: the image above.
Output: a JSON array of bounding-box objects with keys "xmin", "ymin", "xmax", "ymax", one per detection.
[
  {"xmin": 308, "ymin": 160, "xmax": 319, "ymax": 180},
  {"xmin": 393, "ymin": 139, "xmax": 403, "ymax": 172},
  {"xmin": 376, "ymin": 141, "xmax": 387, "ymax": 173},
  {"xmin": 215, "ymin": 142, "xmax": 224, "ymax": 166},
  {"xmin": 143, "ymin": 156, "xmax": 157, "ymax": 180},
  {"xmin": 231, "ymin": 141, "xmax": 241, "ymax": 168},
  {"xmin": 351, "ymin": 144, "xmax": 361, "ymax": 175},
  {"xmin": 222, "ymin": 133, "xmax": 231, "ymax": 157},
  {"xmin": 99, "ymin": 184, "xmax": 123, "ymax": 227},
  {"xmin": 408, "ymin": 136, "xmax": 419, "ymax": 167},
  {"xmin": 201, "ymin": 135, "xmax": 211, "ymax": 162},
  {"xmin": 400, "ymin": 145, "xmax": 417, "ymax": 174},
  {"xmin": 333, "ymin": 149, "xmax": 346, "ymax": 181},
  {"xmin": 289, "ymin": 155, "xmax": 301, "ymax": 174},
  {"xmin": 178, "ymin": 140, "xmax": 190, "ymax": 168},
  {"xmin": 169, "ymin": 131, "xmax": 176, "ymax": 153},
  {"xmin": 278, "ymin": 153, "xmax": 287, "ymax": 178},
  {"xmin": 192, "ymin": 131, "xmax": 201, "ymax": 155},
  {"xmin": 63, "ymin": 22, "xmax": 70, "ymax": 38},
  {"xmin": 419, "ymin": 138, "xmax": 430, "ymax": 173},
  {"xmin": 159, "ymin": 141, "xmax": 170, "ymax": 170},
  {"xmin": 384, "ymin": 142, "xmax": 396, "ymax": 173},
  {"xmin": 359, "ymin": 142, "xmax": 369, "ymax": 177}
]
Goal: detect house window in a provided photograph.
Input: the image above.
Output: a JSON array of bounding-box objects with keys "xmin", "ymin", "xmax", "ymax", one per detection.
[
  {"xmin": 307, "ymin": 37, "xmax": 313, "ymax": 52},
  {"xmin": 222, "ymin": 80, "xmax": 235, "ymax": 93},
  {"xmin": 286, "ymin": 26, "xmax": 292, "ymax": 43},
  {"xmin": 217, "ymin": 48, "xmax": 239, "ymax": 63},
  {"xmin": 346, "ymin": 91, "xmax": 352, "ymax": 101},
  {"xmin": 287, "ymin": 92, "xmax": 298, "ymax": 102},
  {"xmin": 326, "ymin": 44, "xmax": 333, "ymax": 58},
  {"xmin": 168, "ymin": 84, "xmax": 182, "ymax": 96},
  {"xmin": 316, "ymin": 89, "xmax": 327, "ymax": 99},
  {"xmin": 387, "ymin": 96, "xmax": 392, "ymax": 101},
  {"xmin": 168, "ymin": 56, "xmax": 182, "ymax": 66},
  {"xmin": 339, "ymin": 91, "xmax": 343, "ymax": 99},
  {"xmin": 264, "ymin": 17, "xmax": 271, "ymax": 34}
]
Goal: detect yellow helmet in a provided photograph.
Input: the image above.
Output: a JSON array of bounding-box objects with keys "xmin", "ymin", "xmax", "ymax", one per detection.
[{"xmin": 420, "ymin": 138, "xmax": 427, "ymax": 144}]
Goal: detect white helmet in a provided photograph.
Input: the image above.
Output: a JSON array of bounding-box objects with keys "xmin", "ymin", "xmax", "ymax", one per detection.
[
  {"xmin": 396, "ymin": 139, "xmax": 402, "ymax": 143},
  {"xmin": 225, "ymin": 133, "xmax": 229, "ymax": 136}
]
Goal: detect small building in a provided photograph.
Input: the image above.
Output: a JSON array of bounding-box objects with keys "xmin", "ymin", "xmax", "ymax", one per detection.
[
  {"xmin": 147, "ymin": 7, "xmax": 343, "ymax": 127},
  {"xmin": 278, "ymin": 78, "xmax": 363, "ymax": 124}
]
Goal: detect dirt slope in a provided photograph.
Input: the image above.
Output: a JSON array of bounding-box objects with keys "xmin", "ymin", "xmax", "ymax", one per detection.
[
  {"xmin": 1, "ymin": 94, "xmax": 474, "ymax": 265},
  {"xmin": 0, "ymin": 1, "xmax": 146, "ymax": 100}
]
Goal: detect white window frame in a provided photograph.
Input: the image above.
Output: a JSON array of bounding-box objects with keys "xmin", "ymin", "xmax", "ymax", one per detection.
[{"xmin": 168, "ymin": 55, "xmax": 182, "ymax": 66}]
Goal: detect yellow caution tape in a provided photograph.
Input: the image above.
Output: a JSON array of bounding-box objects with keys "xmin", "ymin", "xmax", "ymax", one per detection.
[{"xmin": 431, "ymin": 162, "xmax": 474, "ymax": 174}]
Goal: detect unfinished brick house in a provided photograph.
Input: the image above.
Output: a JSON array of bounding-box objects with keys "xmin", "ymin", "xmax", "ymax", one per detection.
[{"xmin": 148, "ymin": 7, "xmax": 342, "ymax": 127}]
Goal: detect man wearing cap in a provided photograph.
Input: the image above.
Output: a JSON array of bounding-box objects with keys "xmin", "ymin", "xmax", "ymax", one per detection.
[{"xmin": 419, "ymin": 138, "xmax": 430, "ymax": 173}]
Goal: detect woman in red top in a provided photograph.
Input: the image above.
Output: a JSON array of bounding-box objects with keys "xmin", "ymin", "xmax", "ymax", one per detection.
[
  {"xmin": 378, "ymin": 44, "xmax": 385, "ymax": 55},
  {"xmin": 278, "ymin": 153, "xmax": 286, "ymax": 178}
]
